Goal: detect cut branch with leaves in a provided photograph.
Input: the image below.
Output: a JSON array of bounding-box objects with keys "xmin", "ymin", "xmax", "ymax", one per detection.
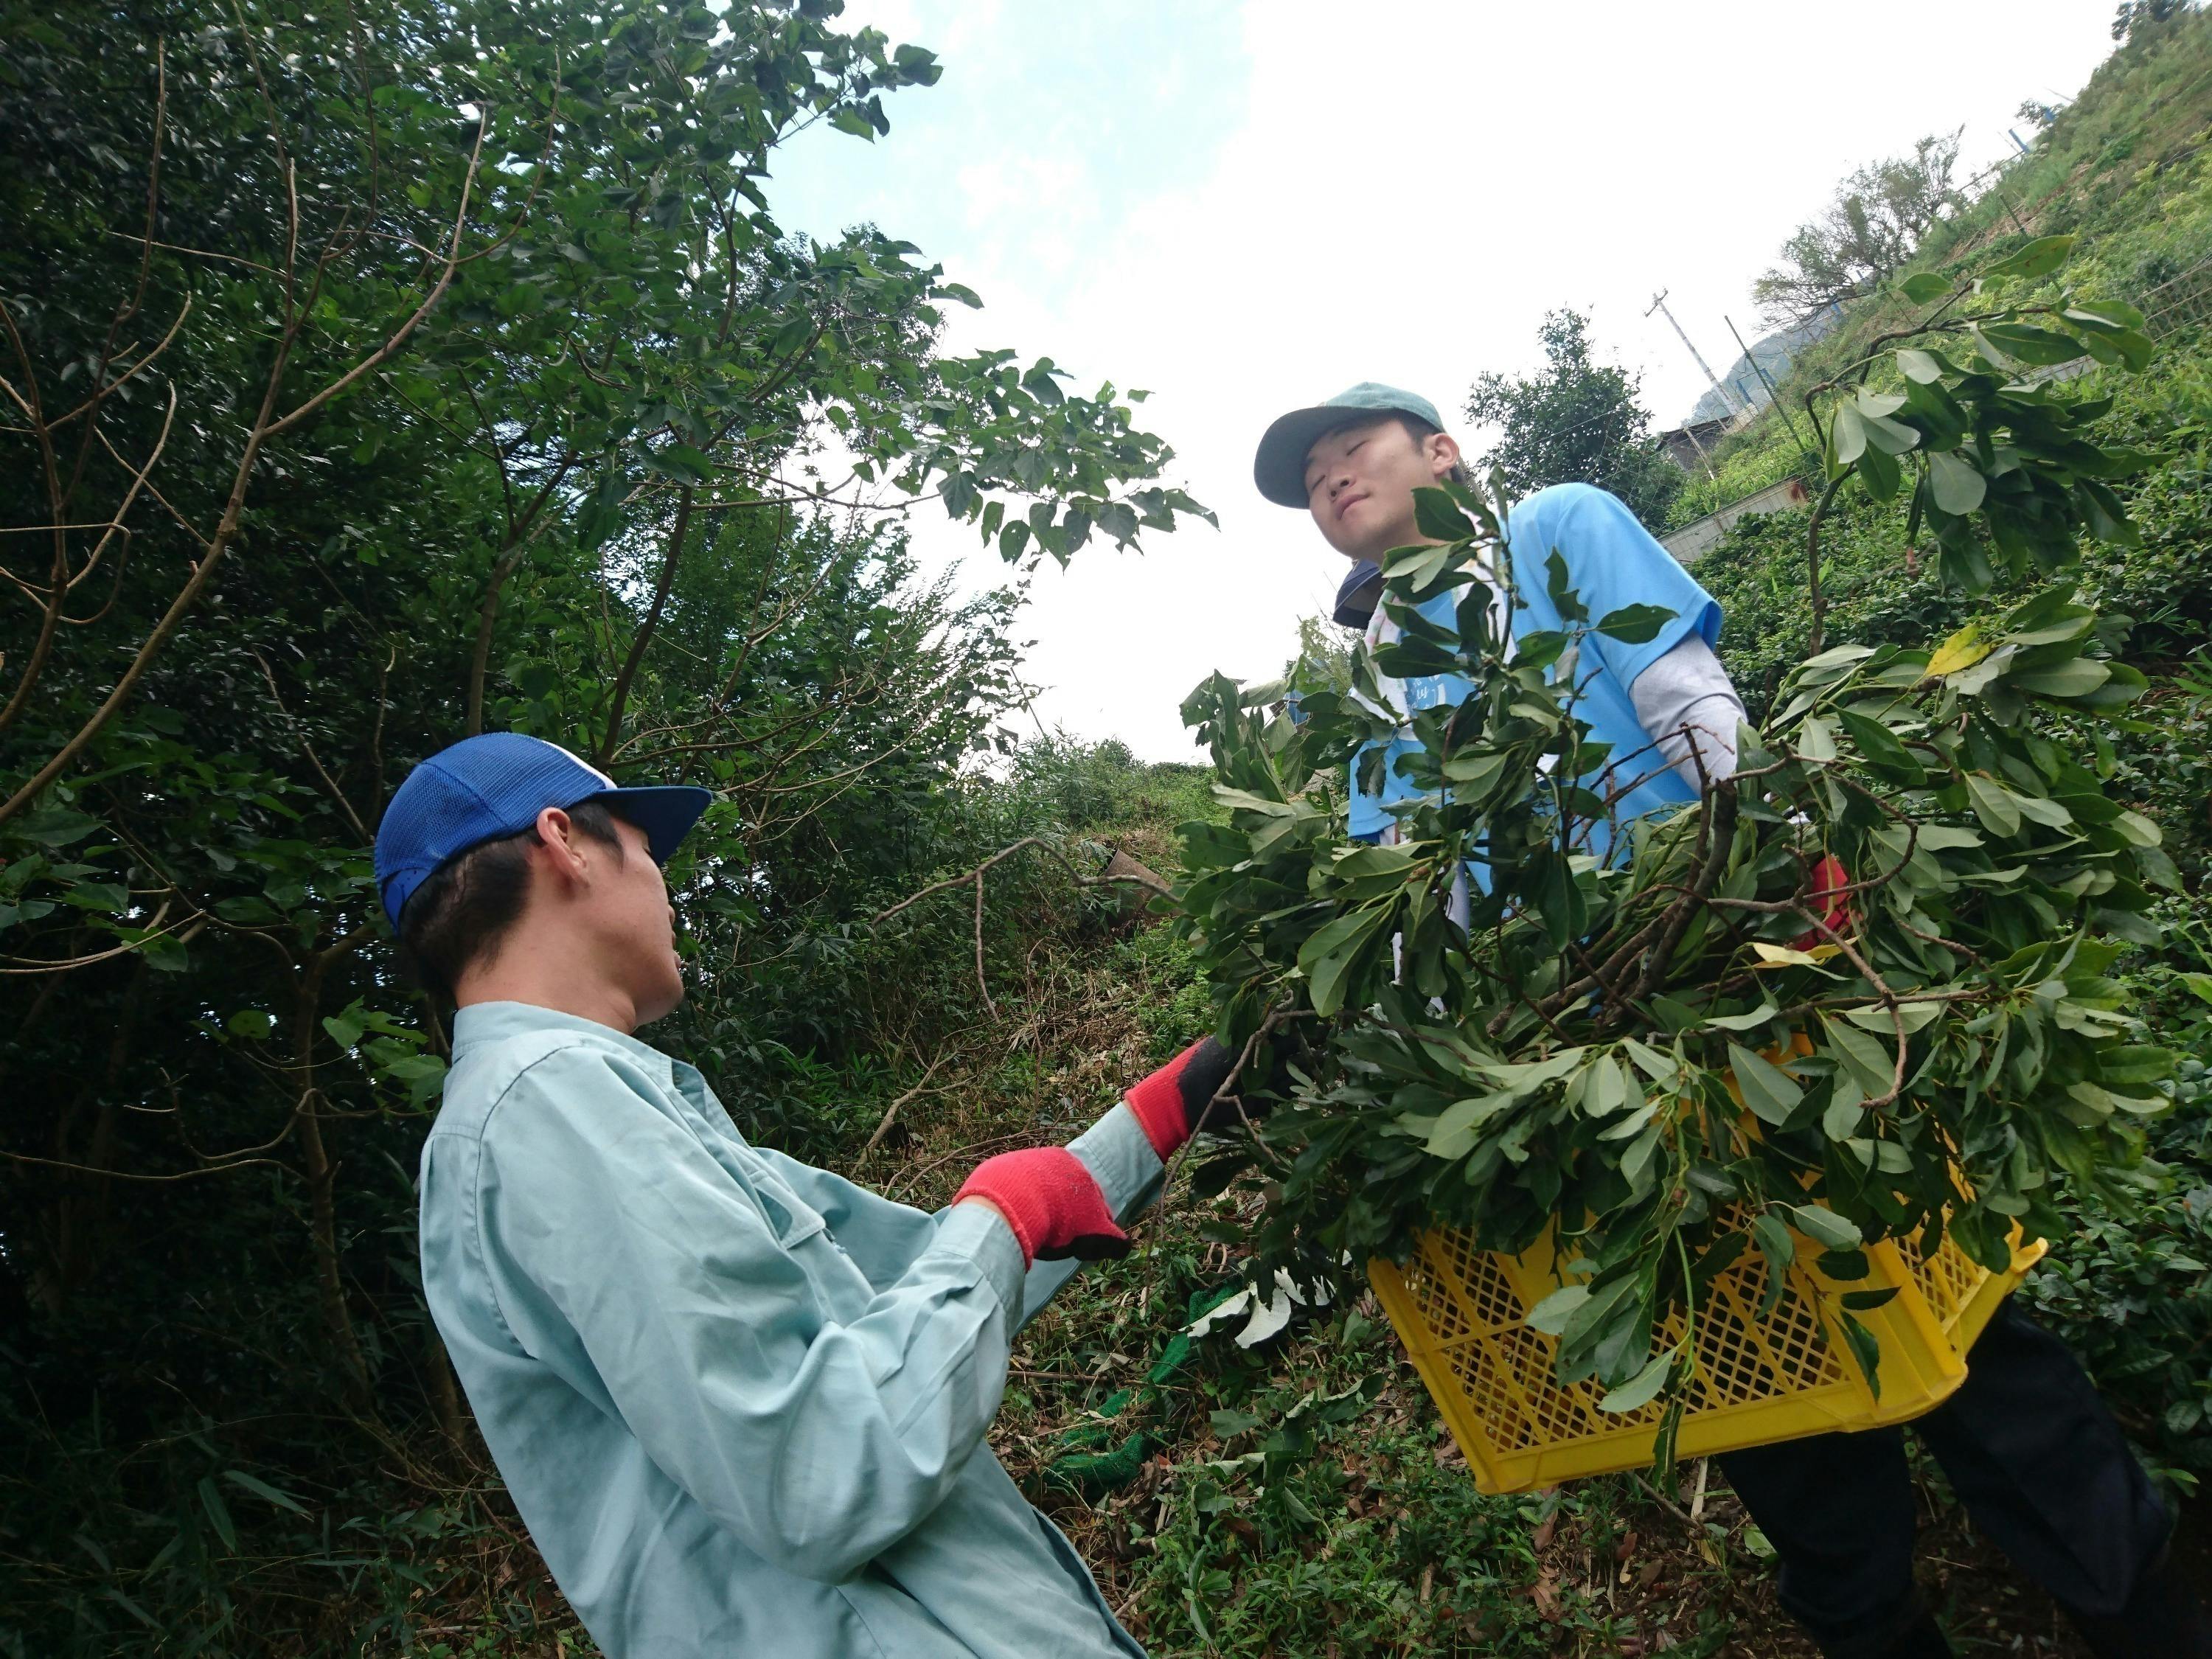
[{"xmin": 1172, "ymin": 234, "xmax": 2177, "ymax": 1417}]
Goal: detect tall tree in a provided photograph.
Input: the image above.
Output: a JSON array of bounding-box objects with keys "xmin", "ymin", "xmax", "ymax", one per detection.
[
  {"xmin": 1464, "ymin": 309, "xmax": 1683, "ymax": 530},
  {"xmin": 2114, "ymin": 0, "xmax": 2196, "ymax": 44},
  {"xmin": 1753, "ymin": 130, "xmax": 1964, "ymax": 327},
  {"xmin": 0, "ymin": 2, "xmax": 1207, "ymax": 1646}
]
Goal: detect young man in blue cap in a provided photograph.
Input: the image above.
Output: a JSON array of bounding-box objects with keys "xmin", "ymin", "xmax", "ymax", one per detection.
[
  {"xmin": 1253, "ymin": 386, "xmax": 2206, "ymax": 1659},
  {"xmin": 375, "ymin": 731, "xmax": 1242, "ymax": 1659}
]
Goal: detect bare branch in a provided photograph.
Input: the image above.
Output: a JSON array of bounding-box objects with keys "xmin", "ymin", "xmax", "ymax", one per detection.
[
  {"xmin": 860, "ymin": 1051, "xmax": 953, "ymax": 1158},
  {"xmin": 251, "ymin": 649, "xmax": 369, "ymax": 841},
  {"xmin": 596, "ymin": 486, "xmax": 698, "ymax": 767},
  {"xmin": 258, "ymin": 104, "xmax": 490, "ymax": 440}
]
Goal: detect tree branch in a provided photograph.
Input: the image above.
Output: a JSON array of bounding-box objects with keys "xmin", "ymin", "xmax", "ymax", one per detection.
[{"xmin": 596, "ymin": 486, "xmax": 698, "ymax": 768}]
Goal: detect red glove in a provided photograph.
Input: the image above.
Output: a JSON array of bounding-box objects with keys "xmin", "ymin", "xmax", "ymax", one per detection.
[
  {"xmin": 954, "ymin": 1147, "xmax": 1127, "ymax": 1267},
  {"xmin": 1792, "ymin": 855, "xmax": 1853, "ymax": 948},
  {"xmin": 1124, "ymin": 1037, "xmax": 1244, "ymax": 1161}
]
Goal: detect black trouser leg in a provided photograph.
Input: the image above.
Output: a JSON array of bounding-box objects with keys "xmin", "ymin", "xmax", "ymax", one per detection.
[
  {"xmin": 1718, "ymin": 1427, "xmax": 1925, "ymax": 1658},
  {"xmin": 1718, "ymin": 1301, "xmax": 2183, "ymax": 1658},
  {"xmin": 1908, "ymin": 1301, "xmax": 2169, "ymax": 1624}
]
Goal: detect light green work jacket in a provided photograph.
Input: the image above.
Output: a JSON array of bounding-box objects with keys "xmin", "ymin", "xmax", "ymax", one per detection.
[{"xmin": 420, "ymin": 1001, "xmax": 1161, "ymax": 1658}]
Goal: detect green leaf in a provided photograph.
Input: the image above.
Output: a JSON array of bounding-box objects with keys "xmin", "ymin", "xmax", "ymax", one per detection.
[
  {"xmin": 61, "ymin": 880, "xmax": 129, "ymax": 913},
  {"xmin": 1526, "ymin": 1284, "xmax": 1590, "ymax": 1336},
  {"xmin": 1981, "ymin": 234, "xmax": 2075, "ymax": 282},
  {"xmin": 1425, "ymin": 1091, "xmax": 1518, "ymax": 1159},
  {"xmin": 1544, "ymin": 550, "xmax": 1587, "ymax": 624},
  {"xmin": 2008, "ymin": 657, "xmax": 2111, "ymax": 699},
  {"xmin": 1817, "ymin": 1248, "xmax": 1871, "ymax": 1281},
  {"xmin": 1704, "ymin": 1003, "xmax": 1780, "ymax": 1033},
  {"xmin": 2067, "ymin": 296, "xmax": 2145, "ymax": 330},
  {"xmin": 1857, "ymin": 440, "xmax": 1901, "ymax": 502},
  {"xmin": 1976, "ymin": 322, "xmax": 2087, "ymax": 366},
  {"xmin": 1899, "ymin": 272, "xmax": 1952, "ymax": 305},
  {"xmin": 1411, "ymin": 486, "xmax": 1475, "ymax": 542},
  {"xmin": 646, "ymin": 444, "xmax": 713, "ymax": 484},
  {"xmin": 1896, "ymin": 345, "xmax": 1947, "ymax": 380},
  {"xmin": 1837, "ymin": 1311, "xmax": 1883, "ymax": 1397},
  {"xmin": 1822, "ymin": 1015, "xmax": 1896, "ymax": 1096},
  {"xmin": 1822, "ymin": 1076, "xmax": 1865, "ymax": 1140},
  {"xmin": 1594, "ymin": 603, "xmax": 1677, "ymax": 645},
  {"xmin": 1964, "ymin": 773, "xmax": 2022, "ymax": 838},
  {"xmin": 1297, "ymin": 908, "xmax": 1388, "ymax": 1018},
  {"xmin": 15, "ymin": 807, "xmax": 101, "ymax": 846},
  {"xmin": 1728, "ymin": 1043, "xmax": 1804, "ymax": 1127},
  {"xmin": 1783, "ymin": 1203, "xmax": 1863, "ymax": 1251},
  {"xmin": 1829, "ymin": 401, "xmax": 1868, "ymax": 465},
  {"xmin": 223, "ymin": 1470, "xmax": 310, "ymax": 1517},
  {"xmin": 1597, "ymin": 1349, "xmax": 1677, "ymax": 1414},
  {"xmin": 1851, "ymin": 392, "xmax": 1921, "ymax": 454},
  {"xmin": 1750, "ymin": 1213, "xmax": 1796, "ymax": 1315},
  {"xmin": 197, "ymin": 1477, "xmax": 239, "ymax": 1553},
  {"xmin": 1926, "ymin": 451, "xmax": 1986, "ymax": 515},
  {"xmin": 1621, "ymin": 1038, "xmax": 1679, "ymax": 1082},
  {"xmin": 1578, "ymin": 1057, "xmax": 1631, "ymax": 1117},
  {"xmin": 1838, "ymin": 711, "xmax": 1924, "ymax": 782},
  {"xmin": 1841, "ymin": 1285, "xmax": 1900, "ymax": 1312},
  {"xmin": 1842, "ymin": 1001, "xmax": 1942, "ymax": 1035}
]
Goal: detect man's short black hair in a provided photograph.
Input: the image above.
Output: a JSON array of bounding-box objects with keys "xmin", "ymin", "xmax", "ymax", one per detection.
[{"xmin": 394, "ymin": 799, "xmax": 627, "ymax": 1001}]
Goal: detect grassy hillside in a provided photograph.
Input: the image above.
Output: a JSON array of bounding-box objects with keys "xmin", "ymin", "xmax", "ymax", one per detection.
[{"xmin": 1672, "ymin": 7, "xmax": 2212, "ymax": 532}]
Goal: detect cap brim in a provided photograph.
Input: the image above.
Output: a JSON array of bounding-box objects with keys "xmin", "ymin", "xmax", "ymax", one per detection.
[
  {"xmin": 589, "ymin": 785, "xmax": 713, "ymax": 864},
  {"xmin": 1253, "ymin": 405, "xmax": 1367, "ymax": 508}
]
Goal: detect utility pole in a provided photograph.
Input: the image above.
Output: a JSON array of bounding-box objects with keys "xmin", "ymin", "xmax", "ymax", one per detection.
[
  {"xmin": 1647, "ymin": 289, "xmax": 1745, "ymax": 419},
  {"xmin": 1724, "ymin": 313, "xmax": 1815, "ymax": 459}
]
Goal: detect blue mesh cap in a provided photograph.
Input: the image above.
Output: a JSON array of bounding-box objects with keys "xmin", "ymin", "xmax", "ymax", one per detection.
[
  {"xmin": 1253, "ymin": 383, "xmax": 1447, "ymax": 508},
  {"xmin": 373, "ymin": 732, "xmax": 712, "ymax": 928},
  {"xmin": 1332, "ymin": 560, "xmax": 1383, "ymax": 628}
]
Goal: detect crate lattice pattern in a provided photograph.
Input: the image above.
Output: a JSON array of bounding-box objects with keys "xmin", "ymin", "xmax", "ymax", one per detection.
[{"xmin": 1399, "ymin": 1209, "xmax": 1980, "ymax": 1459}]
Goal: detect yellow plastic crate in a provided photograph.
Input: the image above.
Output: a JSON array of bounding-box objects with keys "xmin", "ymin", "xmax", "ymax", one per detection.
[{"xmin": 1368, "ymin": 1208, "xmax": 2046, "ymax": 1495}]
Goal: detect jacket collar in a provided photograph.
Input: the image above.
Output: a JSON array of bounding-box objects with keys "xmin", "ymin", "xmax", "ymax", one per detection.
[{"xmin": 451, "ymin": 1000, "xmax": 671, "ymax": 1070}]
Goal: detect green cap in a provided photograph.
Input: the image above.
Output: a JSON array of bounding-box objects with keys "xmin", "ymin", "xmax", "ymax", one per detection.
[{"xmin": 1252, "ymin": 382, "xmax": 1446, "ymax": 508}]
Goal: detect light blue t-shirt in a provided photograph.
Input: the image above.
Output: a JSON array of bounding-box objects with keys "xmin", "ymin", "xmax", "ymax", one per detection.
[{"xmin": 1348, "ymin": 482, "xmax": 1723, "ymax": 866}]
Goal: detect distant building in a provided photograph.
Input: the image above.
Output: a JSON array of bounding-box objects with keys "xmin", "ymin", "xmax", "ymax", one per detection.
[{"xmin": 1657, "ymin": 416, "xmax": 1734, "ymax": 474}]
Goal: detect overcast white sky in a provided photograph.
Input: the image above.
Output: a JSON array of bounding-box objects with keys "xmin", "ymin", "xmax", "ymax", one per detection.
[{"xmin": 767, "ymin": 1, "xmax": 2117, "ymax": 760}]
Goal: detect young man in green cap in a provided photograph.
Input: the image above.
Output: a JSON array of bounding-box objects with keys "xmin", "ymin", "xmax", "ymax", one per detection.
[
  {"xmin": 1256, "ymin": 382, "xmax": 1747, "ymax": 846},
  {"xmin": 1251, "ymin": 386, "xmax": 2206, "ymax": 1659},
  {"xmin": 377, "ymin": 731, "xmax": 1249, "ymax": 1659}
]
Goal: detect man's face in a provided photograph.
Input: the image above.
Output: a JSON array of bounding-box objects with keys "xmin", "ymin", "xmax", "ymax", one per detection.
[
  {"xmin": 1301, "ymin": 416, "xmax": 1459, "ymax": 563},
  {"xmin": 580, "ymin": 815, "xmax": 686, "ymax": 1026}
]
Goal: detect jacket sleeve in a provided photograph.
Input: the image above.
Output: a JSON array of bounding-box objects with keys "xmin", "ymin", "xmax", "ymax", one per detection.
[
  {"xmin": 759, "ymin": 1105, "xmax": 1167, "ymax": 1330},
  {"xmin": 1626, "ymin": 633, "xmax": 1747, "ymax": 787},
  {"xmin": 745, "ymin": 1143, "xmax": 942, "ymax": 1290},
  {"xmin": 1010, "ymin": 1102, "xmax": 1169, "ymax": 1319},
  {"xmin": 476, "ymin": 1044, "xmax": 1028, "ymax": 1585}
]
